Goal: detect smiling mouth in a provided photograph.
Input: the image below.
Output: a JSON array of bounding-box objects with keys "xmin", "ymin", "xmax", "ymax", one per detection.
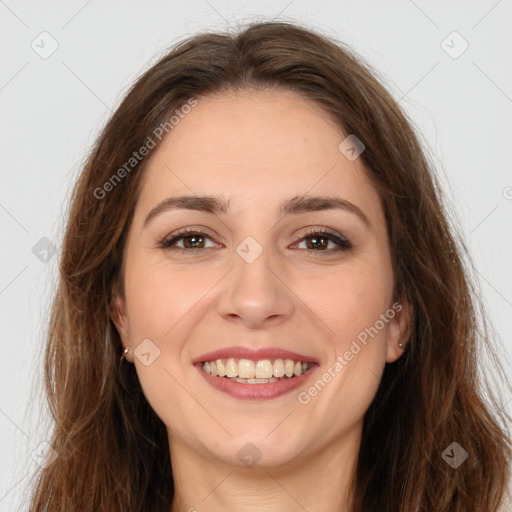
[{"xmin": 197, "ymin": 357, "xmax": 314, "ymax": 384}]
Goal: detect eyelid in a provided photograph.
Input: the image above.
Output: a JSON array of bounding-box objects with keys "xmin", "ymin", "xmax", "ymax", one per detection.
[
  {"xmin": 298, "ymin": 226, "xmax": 348, "ymax": 240},
  {"xmin": 159, "ymin": 226, "xmax": 223, "ymax": 249},
  {"xmin": 292, "ymin": 226, "xmax": 352, "ymax": 251}
]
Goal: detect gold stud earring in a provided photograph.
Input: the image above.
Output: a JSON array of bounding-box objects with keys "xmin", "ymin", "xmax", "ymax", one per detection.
[{"xmin": 120, "ymin": 346, "xmax": 130, "ymax": 362}]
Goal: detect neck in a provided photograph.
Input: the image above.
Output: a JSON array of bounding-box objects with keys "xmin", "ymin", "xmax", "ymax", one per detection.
[{"xmin": 168, "ymin": 423, "xmax": 361, "ymax": 512}]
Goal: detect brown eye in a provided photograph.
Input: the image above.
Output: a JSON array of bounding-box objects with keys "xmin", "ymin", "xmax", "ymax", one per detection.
[
  {"xmin": 295, "ymin": 229, "xmax": 352, "ymax": 252},
  {"xmin": 160, "ymin": 229, "xmax": 219, "ymax": 252}
]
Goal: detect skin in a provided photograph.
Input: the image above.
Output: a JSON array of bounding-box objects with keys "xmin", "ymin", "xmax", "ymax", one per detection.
[{"xmin": 112, "ymin": 88, "xmax": 411, "ymax": 512}]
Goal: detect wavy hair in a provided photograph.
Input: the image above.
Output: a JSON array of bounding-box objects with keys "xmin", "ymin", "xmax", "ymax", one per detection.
[{"xmin": 27, "ymin": 20, "xmax": 511, "ymax": 511}]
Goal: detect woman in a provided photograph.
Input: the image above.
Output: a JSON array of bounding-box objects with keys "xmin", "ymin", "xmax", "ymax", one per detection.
[{"xmin": 27, "ymin": 21, "xmax": 511, "ymax": 511}]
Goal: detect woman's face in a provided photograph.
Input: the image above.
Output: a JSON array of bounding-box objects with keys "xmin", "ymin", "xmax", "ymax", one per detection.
[{"xmin": 113, "ymin": 88, "xmax": 409, "ymax": 470}]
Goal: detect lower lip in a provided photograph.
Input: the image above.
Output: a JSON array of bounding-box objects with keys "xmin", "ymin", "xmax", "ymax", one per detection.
[{"xmin": 195, "ymin": 363, "xmax": 318, "ymax": 401}]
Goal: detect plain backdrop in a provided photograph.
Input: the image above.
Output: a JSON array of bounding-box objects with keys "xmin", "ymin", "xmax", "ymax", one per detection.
[{"xmin": 1, "ymin": 1, "xmax": 511, "ymax": 510}]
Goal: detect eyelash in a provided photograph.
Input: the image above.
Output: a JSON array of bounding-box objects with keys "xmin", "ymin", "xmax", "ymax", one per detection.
[{"xmin": 158, "ymin": 227, "xmax": 352, "ymax": 255}]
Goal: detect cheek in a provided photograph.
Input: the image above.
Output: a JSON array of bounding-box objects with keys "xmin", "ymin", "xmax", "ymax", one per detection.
[
  {"xmin": 298, "ymin": 265, "xmax": 392, "ymax": 427},
  {"xmin": 302, "ymin": 257, "xmax": 394, "ymax": 352},
  {"xmin": 122, "ymin": 258, "xmax": 207, "ymax": 430},
  {"xmin": 303, "ymin": 258, "xmax": 393, "ymax": 418},
  {"xmin": 124, "ymin": 258, "xmax": 213, "ymax": 339}
]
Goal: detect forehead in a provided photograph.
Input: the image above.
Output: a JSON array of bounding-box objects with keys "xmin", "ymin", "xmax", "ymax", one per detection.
[{"xmin": 136, "ymin": 89, "xmax": 382, "ymax": 222}]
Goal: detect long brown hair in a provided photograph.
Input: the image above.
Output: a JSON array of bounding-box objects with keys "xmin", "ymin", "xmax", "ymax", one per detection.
[{"xmin": 27, "ymin": 20, "xmax": 511, "ymax": 511}]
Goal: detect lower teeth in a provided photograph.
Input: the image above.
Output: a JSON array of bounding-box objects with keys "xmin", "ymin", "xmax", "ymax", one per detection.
[{"xmin": 221, "ymin": 376, "xmax": 297, "ymax": 384}]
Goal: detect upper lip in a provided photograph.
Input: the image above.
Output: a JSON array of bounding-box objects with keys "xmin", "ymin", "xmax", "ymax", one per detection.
[{"xmin": 193, "ymin": 346, "xmax": 319, "ymax": 364}]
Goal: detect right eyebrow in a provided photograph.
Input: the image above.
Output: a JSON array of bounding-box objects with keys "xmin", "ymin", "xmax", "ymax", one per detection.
[{"xmin": 143, "ymin": 196, "xmax": 229, "ymax": 228}]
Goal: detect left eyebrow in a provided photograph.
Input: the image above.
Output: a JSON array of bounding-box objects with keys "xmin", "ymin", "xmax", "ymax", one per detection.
[
  {"xmin": 279, "ymin": 195, "xmax": 372, "ymax": 230},
  {"xmin": 143, "ymin": 194, "xmax": 372, "ymax": 230}
]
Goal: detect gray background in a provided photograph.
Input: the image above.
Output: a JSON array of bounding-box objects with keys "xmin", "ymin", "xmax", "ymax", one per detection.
[{"xmin": 1, "ymin": 1, "xmax": 511, "ymax": 509}]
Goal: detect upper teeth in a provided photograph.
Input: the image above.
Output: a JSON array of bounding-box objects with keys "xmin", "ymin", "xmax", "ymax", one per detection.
[{"xmin": 202, "ymin": 358, "xmax": 310, "ymax": 378}]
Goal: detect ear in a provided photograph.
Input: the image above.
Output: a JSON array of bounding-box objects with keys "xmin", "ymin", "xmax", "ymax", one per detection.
[
  {"xmin": 110, "ymin": 285, "xmax": 133, "ymax": 363},
  {"xmin": 385, "ymin": 298, "xmax": 412, "ymax": 363}
]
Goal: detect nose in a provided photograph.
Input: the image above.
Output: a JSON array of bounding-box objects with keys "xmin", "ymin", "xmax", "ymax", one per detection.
[{"xmin": 216, "ymin": 242, "xmax": 295, "ymax": 329}]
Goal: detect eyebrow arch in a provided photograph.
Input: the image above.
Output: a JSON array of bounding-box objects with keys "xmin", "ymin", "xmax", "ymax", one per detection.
[{"xmin": 143, "ymin": 194, "xmax": 372, "ymax": 229}]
